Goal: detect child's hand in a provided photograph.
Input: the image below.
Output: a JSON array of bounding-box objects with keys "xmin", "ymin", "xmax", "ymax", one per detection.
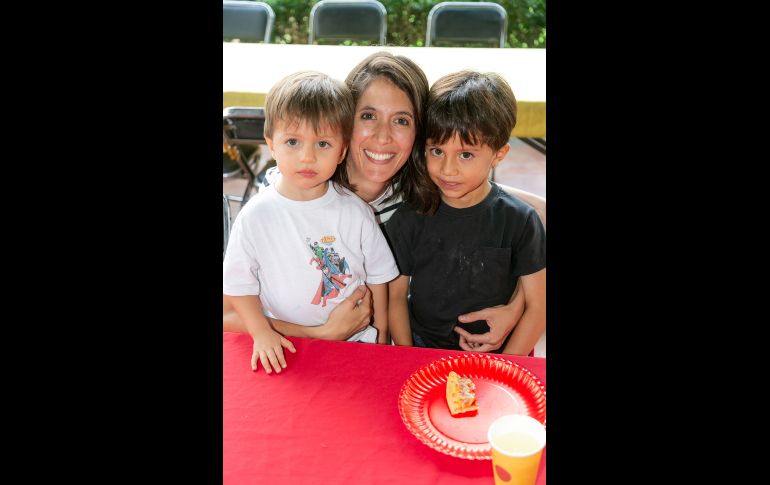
[{"xmin": 251, "ymin": 327, "xmax": 296, "ymax": 374}]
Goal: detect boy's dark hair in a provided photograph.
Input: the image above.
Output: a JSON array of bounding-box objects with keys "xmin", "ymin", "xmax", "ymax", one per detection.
[
  {"xmin": 426, "ymin": 71, "xmax": 517, "ymax": 150},
  {"xmin": 332, "ymin": 51, "xmax": 439, "ymax": 215},
  {"xmin": 264, "ymin": 71, "xmax": 355, "ymax": 145}
]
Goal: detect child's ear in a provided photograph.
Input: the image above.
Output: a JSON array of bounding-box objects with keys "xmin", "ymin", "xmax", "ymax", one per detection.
[
  {"xmin": 265, "ymin": 137, "xmax": 276, "ymax": 160},
  {"xmin": 338, "ymin": 146, "xmax": 348, "ymax": 165},
  {"xmin": 492, "ymin": 143, "xmax": 511, "ymax": 168}
]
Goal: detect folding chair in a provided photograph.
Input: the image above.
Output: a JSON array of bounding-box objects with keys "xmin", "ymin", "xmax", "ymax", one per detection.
[
  {"xmin": 223, "ymin": 107, "xmax": 269, "ymax": 206},
  {"xmin": 308, "ymin": 0, "xmax": 387, "ymax": 45},
  {"xmin": 223, "ymin": 194, "xmax": 232, "ymax": 260},
  {"xmin": 425, "ymin": 2, "xmax": 508, "ymax": 48},
  {"xmin": 223, "ymin": 1, "xmax": 275, "ymax": 43}
]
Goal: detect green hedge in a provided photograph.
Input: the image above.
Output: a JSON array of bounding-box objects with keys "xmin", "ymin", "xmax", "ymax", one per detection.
[{"xmin": 263, "ymin": 0, "xmax": 546, "ymax": 48}]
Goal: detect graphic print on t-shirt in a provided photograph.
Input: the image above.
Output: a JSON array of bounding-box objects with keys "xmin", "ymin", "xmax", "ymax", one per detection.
[{"xmin": 306, "ymin": 236, "xmax": 352, "ymax": 307}]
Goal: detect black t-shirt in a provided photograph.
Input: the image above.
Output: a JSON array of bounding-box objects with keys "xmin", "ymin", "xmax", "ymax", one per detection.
[{"xmin": 385, "ymin": 183, "xmax": 546, "ymax": 350}]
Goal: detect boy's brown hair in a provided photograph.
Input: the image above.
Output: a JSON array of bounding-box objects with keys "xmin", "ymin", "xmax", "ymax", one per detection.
[
  {"xmin": 264, "ymin": 71, "xmax": 355, "ymax": 145},
  {"xmin": 426, "ymin": 70, "xmax": 517, "ymax": 150}
]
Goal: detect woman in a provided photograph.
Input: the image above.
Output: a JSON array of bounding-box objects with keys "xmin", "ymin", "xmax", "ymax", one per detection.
[{"xmin": 224, "ymin": 52, "xmax": 546, "ymax": 353}]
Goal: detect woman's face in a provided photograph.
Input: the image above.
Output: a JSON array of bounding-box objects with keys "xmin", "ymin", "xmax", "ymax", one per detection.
[{"xmin": 347, "ymin": 78, "xmax": 416, "ymax": 185}]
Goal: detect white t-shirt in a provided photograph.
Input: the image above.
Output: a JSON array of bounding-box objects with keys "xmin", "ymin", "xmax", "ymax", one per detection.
[{"xmin": 223, "ymin": 181, "xmax": 399, "ymax": 341}]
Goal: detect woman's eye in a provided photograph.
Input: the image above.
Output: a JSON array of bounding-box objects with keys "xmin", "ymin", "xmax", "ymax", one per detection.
[
  {"xmin": 459, "ymin": 152, "xmax": 473, "ymax": 160},
  {"xmin": 428, "ymin": 148, "xmax": 443, "ymax": 157},
  {"xmin": 361, "ymin": 112, "xmax": 375, "ymax": 120},
  {"xmin": 395, "ymin": 117, "xmax": 410, "ymax": 126},
  {"xmin": 286, "ymin": 139, "xmax": 298, "ymax": 146}
]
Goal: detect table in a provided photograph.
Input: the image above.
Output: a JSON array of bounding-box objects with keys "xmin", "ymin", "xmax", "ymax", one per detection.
[
  {"xmin": 223, "ymin": 43, "xmax": 546, "ymax": 138},
  {"xmin": 223, "ymin": 332, "xmax": 546, "ymax": 484}
]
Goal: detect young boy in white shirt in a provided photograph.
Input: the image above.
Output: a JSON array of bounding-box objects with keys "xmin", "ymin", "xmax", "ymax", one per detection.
[{"xmin": 223, "ymin": 71, "xmax": 399, "ymax": 374}]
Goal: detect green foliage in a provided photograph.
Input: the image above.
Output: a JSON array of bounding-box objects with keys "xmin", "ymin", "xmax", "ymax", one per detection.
[
  {"xmin": 262, "ymin": 0, "xmax": 545, "ymax": 48},
  {"xmin": 503, "ymin": 0, "xmax": 546, "ymax": 48},
  {"xmin": 264, "ymin": 0, "xmax": 311, "ymax": 44}
]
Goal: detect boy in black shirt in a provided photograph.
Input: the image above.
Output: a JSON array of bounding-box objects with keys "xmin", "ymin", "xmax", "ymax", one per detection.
[{"xmin": 386, "ymin": 71, "xmax": 546, "ymax": 354}]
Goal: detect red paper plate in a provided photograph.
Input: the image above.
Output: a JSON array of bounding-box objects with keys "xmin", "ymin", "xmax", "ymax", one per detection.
[{"xmin": 398, "ymin": 353, "xmax": 546, "ymax": 460}]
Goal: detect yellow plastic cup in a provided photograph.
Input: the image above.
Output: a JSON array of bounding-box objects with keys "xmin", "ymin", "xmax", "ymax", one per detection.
[{"xmin": 487, "ymin": 414, "xmax": 546, "ymax": 485}]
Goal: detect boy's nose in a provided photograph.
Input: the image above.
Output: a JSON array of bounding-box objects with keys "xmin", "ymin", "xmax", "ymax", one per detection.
[
  {"xmin": 440, "ymin": 158, "xmax": 458, "ymax": 175},
  {"xmin": 299, "ymin": 145, "xmax": 315, "ymax": 163}
]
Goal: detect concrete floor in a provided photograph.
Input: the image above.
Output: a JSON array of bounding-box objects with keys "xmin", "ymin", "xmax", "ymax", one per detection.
[{"xmin": 224, "ymin": 137, "xmax": 547, "ymax": 356}]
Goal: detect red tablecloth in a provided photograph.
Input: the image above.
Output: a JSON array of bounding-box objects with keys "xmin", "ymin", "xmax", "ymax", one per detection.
[{"xmin": 223, "ymin": 332, "xmax": 546, "ymax": 484}]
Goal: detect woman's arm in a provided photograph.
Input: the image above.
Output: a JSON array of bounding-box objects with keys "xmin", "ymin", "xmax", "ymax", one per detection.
[
  {"xmin": 502, "ymin": 268, "xmax": 546, "ymax": 355},
  {"xmin": 452, "ymin": 186, "xmax": 544, "ymax": 352},
  {"xmin": 388, "ymin": 275, "xmax": 413, "ymax": 346},
  {"xmin": 272, "ymin": 285, "xmax": 372, "ymax": 340},
  {"xmin": 454, "ymin": 278, "xmax": 525, "ymax": 352},
  {"xmin": 497, "ymin": 184, "xmax": 546, "ymax": 228},
  {"xmin": 224, "ymin": 285, "xmax": 373, "ymax": 341}
]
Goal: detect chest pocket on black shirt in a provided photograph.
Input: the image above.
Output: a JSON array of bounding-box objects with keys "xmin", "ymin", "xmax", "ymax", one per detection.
[{"xmin": 430, "ymin": 246, "xmax": 512, "ymax": 305}]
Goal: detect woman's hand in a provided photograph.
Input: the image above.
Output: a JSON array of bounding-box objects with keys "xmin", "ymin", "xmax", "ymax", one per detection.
[
  {"xmin": 318, "ymin": 285, "xmax": 373, "ymax": 340},
  {"xmin": 257, "ymin": 286, "xmax": 373, "ymax": 341},
  {"xmin": 454, "ymin": 294, "xmax": 525, "ymax": 352},
  {"xmin": 454, "ymin": 278, "xmax": 526, "ymax": 352}
]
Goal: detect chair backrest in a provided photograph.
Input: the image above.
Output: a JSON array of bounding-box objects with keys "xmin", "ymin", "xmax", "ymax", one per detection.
[
  {"xmin": 223, "ymin": 1, "xmax": 275, "ymax": 43},
  {"xmin": 309, "ymin": 0, "xmax": 387, "ymax": 45},
  {"xmin": 426, "ymin": 2, "xmax": 508, "ymax": 48},
  {"xmin": 223, "ymin": 107, "xmax": 266, "ymax": 145},
  {"xmin": 223, "ymin": 107, "xmax": 268, "ymax": 206},
  {"xmin": 223, "ymin": 194, "xmax": 232, "ymax": 259}
]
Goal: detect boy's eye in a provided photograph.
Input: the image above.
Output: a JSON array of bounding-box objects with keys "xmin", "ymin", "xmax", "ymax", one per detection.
[
  {"xmin": 286, "ymin": 138, "xmax": 298, "ymax": 146},
  {"xmin": 428, "ymin": 148, "xmax": 443, "ymax": 157},
  {"xmin": 318, "ymin": 141, "xmax": 330, "ymax": 148},
  {"xmin": 459, "ymin": 152, "xmax": 474, "ymax": 160}
]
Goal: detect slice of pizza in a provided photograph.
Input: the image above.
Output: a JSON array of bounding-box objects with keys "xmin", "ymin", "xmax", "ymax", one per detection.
[{"xmin": 446, "ymin": 371, "xmax": 479, "ymax": 415}]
